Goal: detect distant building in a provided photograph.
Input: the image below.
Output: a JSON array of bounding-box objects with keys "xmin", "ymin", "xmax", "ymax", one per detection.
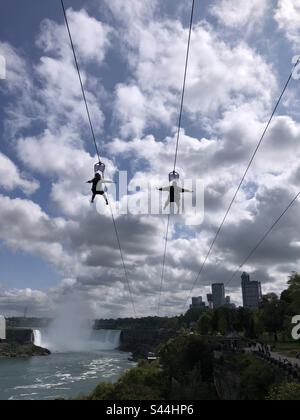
[
  {"xmin": 190, "ymin": 296, "xmax": 206, "ymax": 309},
  {"xmin": 225, "ymin": 296, "xmax": 236, "ymax": 309},
  {"xmin": 212, "ymin": 283, "xmax": 225, "ymax": 309},
  {"xmin": 206, "ymin": 294, "xmax": 213, "ymax": 309},
  {"xmin": 0, "ymin": 316, "xmax": 6, "ymax": 340},
  {"xmin": 241, "ymin": 272, "xmax": 262, "ymax": 310}
]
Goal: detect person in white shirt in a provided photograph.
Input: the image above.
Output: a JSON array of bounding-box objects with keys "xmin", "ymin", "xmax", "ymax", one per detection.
[{"xmin": 158, "ymin": 181, "xmax": 193, "ymax": 213}]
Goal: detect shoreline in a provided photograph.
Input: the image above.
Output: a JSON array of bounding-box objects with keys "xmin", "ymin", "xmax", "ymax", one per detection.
[{"xmin": 0, "ymin": 342, "xmax": 51, "ymax": 358}]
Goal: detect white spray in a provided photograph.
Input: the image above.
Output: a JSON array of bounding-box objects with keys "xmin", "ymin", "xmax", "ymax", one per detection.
[{"xmin": 40, "ymin": 296, "xmax": 120, "ymax": 353}]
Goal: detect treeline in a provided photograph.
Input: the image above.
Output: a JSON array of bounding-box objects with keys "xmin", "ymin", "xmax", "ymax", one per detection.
[
  {"xmin": 7, "ymin": 318, "xmax": 51, "ymax": 328},
  {"xmin": 195, "ymin": 273, "xmax": 300, "ymax": 342},
  {"xmin": 94, "ymin": 316, "xmax": 181, "ymax": 331}
]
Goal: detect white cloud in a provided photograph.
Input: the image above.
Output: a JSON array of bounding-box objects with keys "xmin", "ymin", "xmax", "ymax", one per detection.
[
  {"xmin": 110, "ymin": 12, "xmax": 276, "ymax": 138},
  {"xmin": 38, "ymin": 8, "xmax": 112, "ymax": 64},
  {"xmin": 210, "ymin": 0, "xmax": 270, "ymax": 29},
  {"xmin": 274, "ymin": 0, "xmax": 300, "ymax": 48},
  {"xmin": 0, "ymin": 152, "xmax": 39, "ymax": 194},
  {"xmin": 103, "ymin": 0, "xmax": 157, "ymax": 25},
  {"xmin": 0, "ymin": 288, "xmax": 50, "ymax": 317}
]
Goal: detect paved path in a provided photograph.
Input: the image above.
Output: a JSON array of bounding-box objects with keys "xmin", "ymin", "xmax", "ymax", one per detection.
[
  {"xmin": 268, "ymin": 352, "xmax": 300, "ymax": 368},
  {"xmin": 245, "ymin": 345, "xmax": 300, "ymax": 368}
]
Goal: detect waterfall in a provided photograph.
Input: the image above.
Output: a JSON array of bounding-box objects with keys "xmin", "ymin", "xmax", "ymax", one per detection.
[
  {"xmin": 33, "ymin": 330, "xmax": 43, "ymax": 347},
  {"xmin": 90, "ymin": 330, "xmax": 121, "ymax": 350},
  {"xmin": 40, "ymin": 327, "xmax": 121, "ymax": 353}
]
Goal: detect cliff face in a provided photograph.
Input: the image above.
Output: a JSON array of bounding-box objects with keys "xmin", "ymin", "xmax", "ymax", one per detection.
[
  {"xmin": 0, "ymin": 328, "xmax": 50, "ymax": 358},
  {"xmin": 6, "ymin": 328, "xmax": 33, "ymax": 345},
  {"xmin": 120, "ymin": 328, "xmax": 176, "ymax": 360},
  {"xmin": 214, "ymin": 364, "xmax": 241, "ymax": 400}
]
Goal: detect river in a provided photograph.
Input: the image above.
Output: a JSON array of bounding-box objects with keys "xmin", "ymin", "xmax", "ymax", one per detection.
[{"xmin": 0, "ymin": 329, "xmax": 135, "ymax": 400}]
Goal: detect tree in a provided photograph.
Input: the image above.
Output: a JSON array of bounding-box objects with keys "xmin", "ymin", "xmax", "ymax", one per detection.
[
  {"xmin": 281, "ymin": 272, "xmax": 300, "ymax": 315},
  {"xmin": 238, "ymin": 355, "xmax": 278, "ymax": 400},
  {"xmin": 183, "ymin": 308, "xmax": 207, "ymax": 326},
  {"xmin": 267, "ymin": 382, "xmax": 300, "ymax": 401},
  {"xmin": 159, "ymin": 334, "xmax": 214, "ymax": 384},
  {"xmin": 236, "ymin": 308, "xmax": 256, "ymax": 339},
  {"xmin": 197, "ymin": 313, "xmax": 212, "ymax": 335},
  {"xmin": 259, "ymin": 294, "xmax": 286, "ymax": 342},
  {"xmin": 89, "ymin": 362, "xmax": 167, "ymax": 400}
]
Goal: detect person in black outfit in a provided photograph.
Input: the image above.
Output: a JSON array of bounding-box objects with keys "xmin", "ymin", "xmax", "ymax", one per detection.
[{"xmin": 87, "ymin": 173, "xmax": 113, "ymax": 204}]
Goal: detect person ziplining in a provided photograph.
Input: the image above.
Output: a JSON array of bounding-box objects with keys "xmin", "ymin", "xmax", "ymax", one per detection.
[
  {"xmin": 158, "ymin": 181, "xmax": 193, "ymax": 214},
  {"xmin": 86, "ymin": 173, "xmax": 114, "ymax": 205}
]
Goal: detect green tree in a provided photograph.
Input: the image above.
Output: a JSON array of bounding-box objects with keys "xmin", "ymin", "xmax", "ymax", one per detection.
[
  {"xmin": 281, "ymin": 272, "xmax": 300, "ymax": 315},
  {"xmin": 236, "ymin": 307, "xmax": 257, "ymax": 338},
  {"xmin": 259, "ymin": 294, "xmax": 286, "ymax": 342},
  {"xmin": 159, "ymin": 334, "xmax": 215, "ymax": 384},
  {"xmin": 197, "ymin": 313, "xmax": 212, "ymax": 335},
  {"xmin": 183, "ymin": 308, "xmax": 207, "ymax": 326},
  {"xmin": 238, "ymin": 355, "xmax": 278, "ymax": 400},
  {"xmin": 267, "ymin": 382, "xmax": 300, "ymax": 400},
  {"xmin": 89, "ymin": 362, "xmax": 167, "ymax": 400}
]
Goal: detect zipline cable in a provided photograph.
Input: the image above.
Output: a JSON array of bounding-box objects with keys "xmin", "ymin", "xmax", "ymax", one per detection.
[
  {"xmin": 184, "ymin": 58, "xmax": 300, "ymax": 311},
  {"xmin": 225, "ymin": 191, "xmax": 300, "ymax": 288},
  {"xmin": 61, "ymin": 0, "xmax": 101, "ymax": 163},
  {"xmin": 60, "ymin": 0, "xmax": 137, "ymax": 318},
  {"xmin": 158, "ymin": 214, "xmax": 171, "ymax": 316},
  {"xmin": 158, "ymin": 0, "xmax": 195, "ymax": 316},
  {"xmin": 173, "ymin": 0, "xmax": 195, "ymax": 172}
]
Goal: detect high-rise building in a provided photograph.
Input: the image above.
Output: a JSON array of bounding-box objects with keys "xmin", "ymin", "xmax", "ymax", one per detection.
[
  {"xmin": 0, "ymin": 315, "xmax": 6, "ymax": 340},
  {"xmin": 190, "ymin": 296, "xmax": 206, "ymax": 309},
  {"xmin": 212, "ymin": 283, "xmax": 225, "ymax": 309},
  {"xmin": 241, "ymin": 272, "xmax": 262, "ymax": 310}
]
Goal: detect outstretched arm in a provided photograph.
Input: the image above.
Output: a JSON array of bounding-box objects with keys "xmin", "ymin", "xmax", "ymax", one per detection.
[
  {"xmin": 181, "ymin": 188, "xmax": 193, "ymax": 193},
  {"xmin": 86, "ymin": 179, "xmax": 94, "ymax": 183},
  {"xmin": 158, "ymin": 186, "xmax": 170, "ymax": 192},
  {"xmin": 102, "ymin": 179, "xmax": 115, "ymax": 184}
]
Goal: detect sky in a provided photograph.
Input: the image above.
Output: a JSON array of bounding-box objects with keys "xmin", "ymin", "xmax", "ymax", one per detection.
[{"xmin": 0, "ymin": 0, "xmax": 300, "ymax": 318}]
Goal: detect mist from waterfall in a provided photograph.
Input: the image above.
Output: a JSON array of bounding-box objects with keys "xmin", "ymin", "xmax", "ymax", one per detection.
[{"xmin": 34, "ymin": 298, "xmax": 121, "ymax": 353}]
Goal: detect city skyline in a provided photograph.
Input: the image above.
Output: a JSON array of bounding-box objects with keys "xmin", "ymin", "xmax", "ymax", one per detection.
[{"xmin": 191, "ymin": 272, "xmax": 262, "ymax": 310}]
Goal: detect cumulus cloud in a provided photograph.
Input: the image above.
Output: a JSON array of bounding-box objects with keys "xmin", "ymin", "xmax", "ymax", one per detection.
[
  {"xmin": 274, "ymin": 0, "xmax": 300, "ymax": 48},
  {"xmin": 0, "ymin": 288, "xmax": 50, "ymax": 317},
  {"xmin": 0, "ymin": 153, "xmax": 39, "ymax": 194},
  {"xmin": 1, "ymin": 0, "xmax": 300, "ymax": 317},
  {"xmin": 108, "ymin": 7, "xmax": 276, "ymax": 138},
  {"xmin": 210, "ymin": 0, "xmax": 270, "ymax": 30}
]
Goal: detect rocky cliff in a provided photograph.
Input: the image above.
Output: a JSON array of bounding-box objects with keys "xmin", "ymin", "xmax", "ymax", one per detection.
[
  {"xmin": 0, "ymin": 328, "xmax": 50, "ymax": 358},
  {"xmin": 0, "ymin": 343, "xmax": 50, "ymax": 358}
]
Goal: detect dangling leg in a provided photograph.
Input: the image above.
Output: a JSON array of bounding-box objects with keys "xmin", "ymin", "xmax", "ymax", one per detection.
[
  {"xmin": 175, "ymin": 199, "xmax": 181, "ymax": 214},
  {"xmin": 91, "ymin": 192, "xmax": 96, "ymax": 203},
  {"xmin": 164, "ymin": 198, "xmax": 170, "ymax": 211},
  {"xmin": 102, "ymin": 192, "xmax": 109, "ymax": 205}
]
